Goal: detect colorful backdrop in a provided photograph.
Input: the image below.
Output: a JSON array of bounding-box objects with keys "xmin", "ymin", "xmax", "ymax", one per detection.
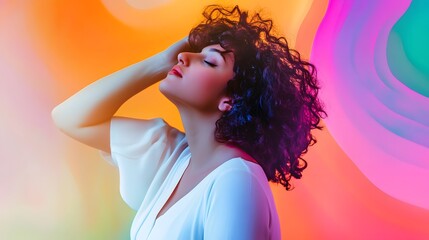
[{"xmin": 1, "ymin": 0, "xmax": 428, "ymax": 239}]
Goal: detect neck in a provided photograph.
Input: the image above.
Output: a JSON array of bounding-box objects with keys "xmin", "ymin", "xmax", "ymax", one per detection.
[{"xmin": 177, "ymin": 106, "xmax": 240, "ymax": 172}]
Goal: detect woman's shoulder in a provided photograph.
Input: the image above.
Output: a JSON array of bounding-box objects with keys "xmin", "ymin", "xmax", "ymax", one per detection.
[
  {"xmin": 219, "ymin": 157, "xmax": 267, "ymax": 178},
  {"xmin": 209, "ymin": 158, "xmax": 270, "ymax": 194},
  {"xmin": 203, "ymin": 158, "xmax": 279, "ymax": 231},
  {"xmin": 108, "ymin": 117, "xmax": 186, "ymax": 157}
]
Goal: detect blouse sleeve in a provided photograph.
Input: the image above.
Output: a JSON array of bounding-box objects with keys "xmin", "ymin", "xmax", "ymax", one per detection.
[
  {"xmin": 204, "ymin": 169, "xmax": 274, "ymax": 240},
  {"xmin": 100, "ymin": 117, "xmax": 186, "ymax": 211}
]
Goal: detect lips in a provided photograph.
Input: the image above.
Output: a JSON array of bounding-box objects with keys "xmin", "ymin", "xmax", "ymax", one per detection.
[{"xmin": 168, "ymin": 66, "xmax": 183, "ymax": 78}]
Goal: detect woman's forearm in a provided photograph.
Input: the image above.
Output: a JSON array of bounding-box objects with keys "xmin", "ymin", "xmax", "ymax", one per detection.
[{"xmin": 52, "ymin": 51, "xmax": 171, "ymax": 130}]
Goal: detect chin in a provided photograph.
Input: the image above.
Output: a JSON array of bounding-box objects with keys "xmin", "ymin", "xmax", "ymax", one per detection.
[
  {"xmin": 159, "ymin": 82, "xmax": 181, "ymax": 106},
  {"xmin": 159, "ymin": 82, "xmax": 212, "ymax": 111}
]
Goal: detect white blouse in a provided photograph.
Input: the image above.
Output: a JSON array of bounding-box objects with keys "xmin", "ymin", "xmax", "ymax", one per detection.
[{"xmin": 101, "ymin": 117, "xmax": 281, "ymax": 240}]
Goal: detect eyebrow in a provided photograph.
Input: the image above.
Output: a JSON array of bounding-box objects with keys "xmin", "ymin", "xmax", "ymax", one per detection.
[{"xmin": 207, "ymin": 48, "xmax": 233, "ymax": 63}]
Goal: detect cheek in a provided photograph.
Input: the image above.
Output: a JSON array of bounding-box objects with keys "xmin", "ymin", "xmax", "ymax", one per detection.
[
  {"xmin": 159, "ymin": 70, "xmax": 232, "ymax": 110},
  {"xmin": 189, "ymin": 76, "xmax": 226, "ymax": 101}
]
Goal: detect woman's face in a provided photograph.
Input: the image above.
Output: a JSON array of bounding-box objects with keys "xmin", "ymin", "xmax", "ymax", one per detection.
[{"xmin": 159, "ymin": 44, "xmax": 235, "ymax": 112}]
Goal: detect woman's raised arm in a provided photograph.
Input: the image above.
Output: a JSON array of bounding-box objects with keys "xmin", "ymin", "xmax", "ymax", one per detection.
[{"xmin": 51, "ymin": 38, "xmax": 189, "ymax": 153}]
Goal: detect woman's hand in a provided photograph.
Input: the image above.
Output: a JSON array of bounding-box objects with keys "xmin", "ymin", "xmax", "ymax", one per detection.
[{"xmin": 160, "ymin": 37, "xmax": 192, "ymax": 67}]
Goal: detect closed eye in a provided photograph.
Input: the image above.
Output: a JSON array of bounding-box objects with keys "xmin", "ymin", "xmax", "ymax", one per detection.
[{"xmin": 204, "ymin": 60, "xmax": 217, "ymax": 67}]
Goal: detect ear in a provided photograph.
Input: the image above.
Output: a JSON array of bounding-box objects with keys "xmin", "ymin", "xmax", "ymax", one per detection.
[{"xmin": 218, "ymin": 96, "xmax": 233, "ymax": 112}]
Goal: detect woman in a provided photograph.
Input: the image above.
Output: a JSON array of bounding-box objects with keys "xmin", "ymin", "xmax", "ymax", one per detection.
[{"xmin": 52, "ymin": 5, "xmax": 327, "ymax": 240}]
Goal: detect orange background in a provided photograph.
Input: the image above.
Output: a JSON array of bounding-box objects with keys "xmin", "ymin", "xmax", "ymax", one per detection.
[{"xmin": 0, "ymin": 0, "xmax": 428, "ymax": 239}]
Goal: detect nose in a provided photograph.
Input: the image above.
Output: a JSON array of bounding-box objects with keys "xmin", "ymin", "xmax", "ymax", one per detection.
[{"xmin": 177, "ymin": 52, "xmax": 192, "ymax": 66}]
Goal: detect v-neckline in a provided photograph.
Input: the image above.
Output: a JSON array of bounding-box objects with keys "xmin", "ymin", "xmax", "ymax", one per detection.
[{"xmin": 154, "ymin": 156, "xmax": 245, "ymax": 222}]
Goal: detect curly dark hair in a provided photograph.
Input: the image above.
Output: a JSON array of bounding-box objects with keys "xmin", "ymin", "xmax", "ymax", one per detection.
[{"xmin": 188, "ymin": 5, "xmax": 327, "ymax": 191}]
